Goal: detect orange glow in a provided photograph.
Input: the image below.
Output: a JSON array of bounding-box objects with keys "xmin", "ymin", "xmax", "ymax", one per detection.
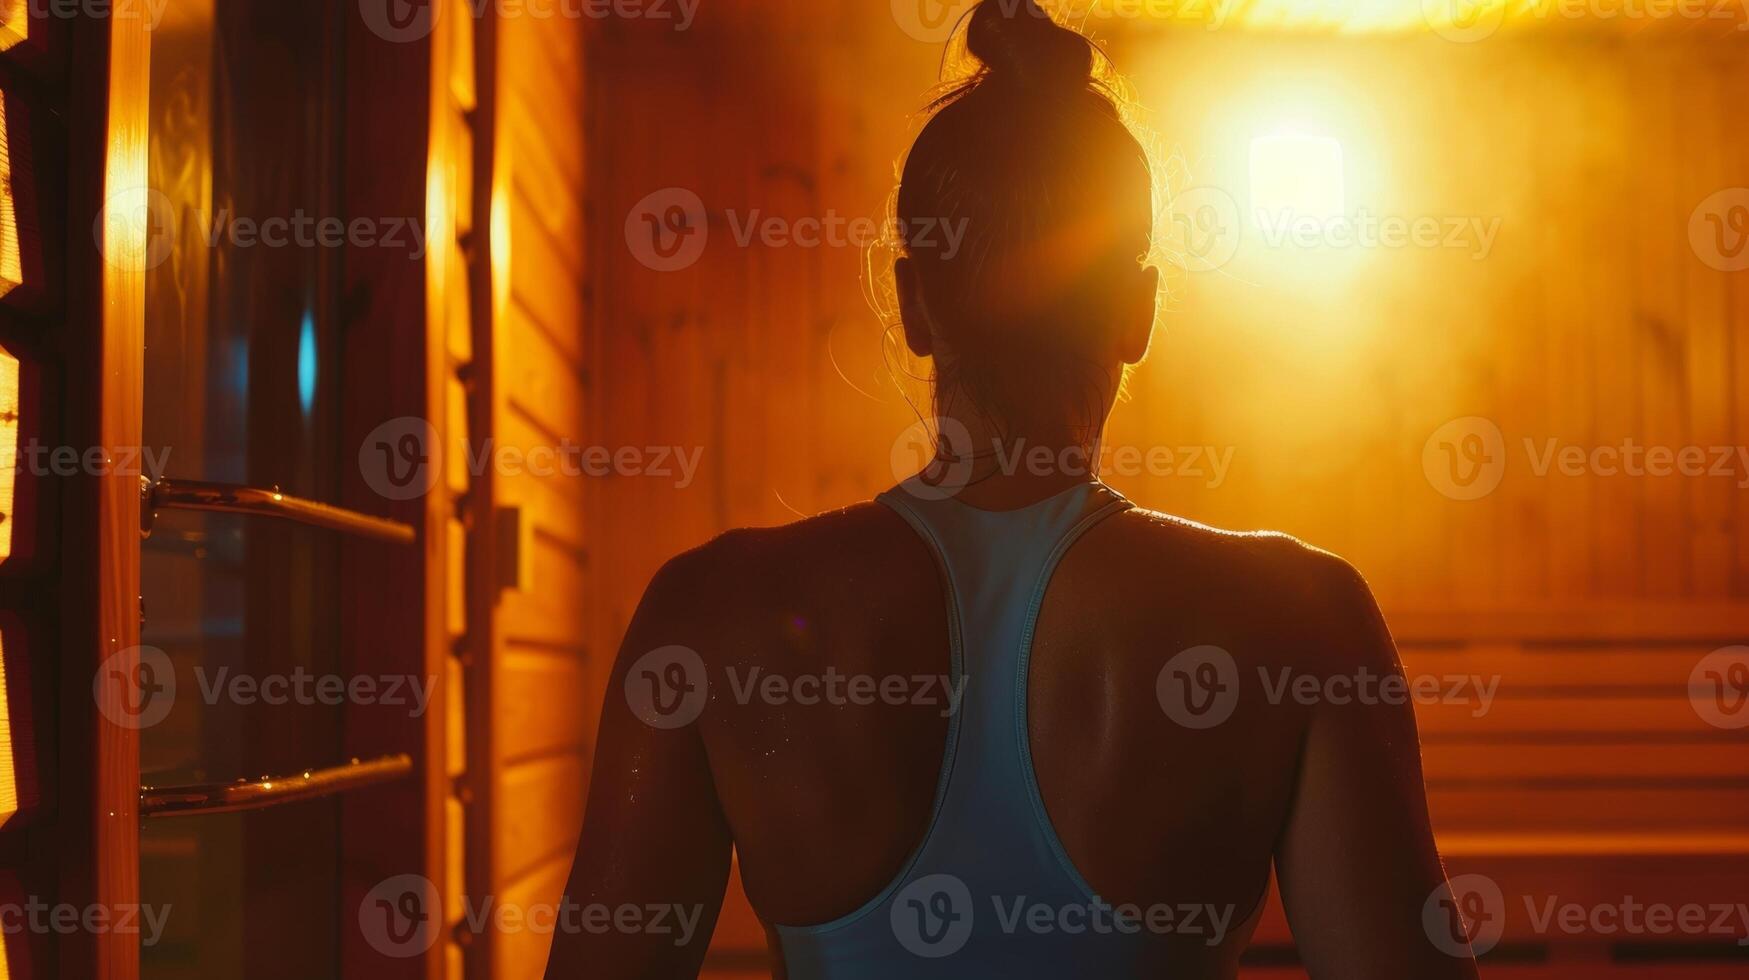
[
  {"xmin": 1110, "ymin": 0, "xmax": 1747, "ymax": 35},
  {"xmin": 0, "ymin": 92, "xmax": 21, "ymax": 298},
  {"xmin": 0, "ymin": 345, "xmax": 16, "ymax": 565},
  {"xmin": 0, "ymin": 624, "xmax": 16, "ymax": 830},
  {"xmin": 0, "ymin": 0, "xmax": 24, "ymax": 52}
]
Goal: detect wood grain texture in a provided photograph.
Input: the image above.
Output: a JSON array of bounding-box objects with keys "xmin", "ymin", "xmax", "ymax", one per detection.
[{"xmin": 58, "ymin": 7, "xmax": 150, "ymax": 978}]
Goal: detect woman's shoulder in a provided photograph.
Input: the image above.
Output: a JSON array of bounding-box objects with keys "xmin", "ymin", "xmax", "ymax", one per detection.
[
  {"xmin": 1085, "ymin": 506, "xmax": 1391, "ymax": 668},
  {"xmin": 1105, "ymin": 504, "xmax": 1370, "ymax": 595}
]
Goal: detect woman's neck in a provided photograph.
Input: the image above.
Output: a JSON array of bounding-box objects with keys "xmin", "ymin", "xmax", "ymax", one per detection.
[{"xmin": 918, "ymin": 408, "xmax": 1107, "ymax": 510}]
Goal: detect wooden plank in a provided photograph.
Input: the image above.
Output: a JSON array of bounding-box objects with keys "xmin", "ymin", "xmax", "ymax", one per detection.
[
  {"xmin": 1675, "ymin": 55, "xmax": 1734, "ymax": 597},
  {"xmin": 447, "ymin": 653, "xmax": 467, "ymax": 780},
  {"xmin": 1413, "ymin": 697, "xmax": 1732, "ymax": 736},
  {"xmin": 1385, "ymin": 604, "xmax": 1749, "ymax": 645},
  {"xmin": 501, "ymin": 34, "xmax": 585, "ymax": 179},
  {"xmin": 498, "ymin": 535, "xmax": 590, "ymax": 653},
  {"xmin": 1398, "ymin": 644, "xmax": 1722, "ymax": 688},
  {"xmin": 503, "ymin": 88, "xmax": 582, "ymax": 201},
  {"xmin": 1421, "ymin": 743, "xmax": 1749, "ymax": 783},
  {"xmin": 1427, "ymin": 787, "xmax": 1749, "ymax": 830},
  {"xmin": 493, "ymin": 854, "xmax": 572, "ymax": 980},
  {"xmin": 506, "ymin": 98, "xmax": 587, "ymax": 248},
  {"xmin": 446, "ymin": 795, "xmax": 466, "ymax": 927},
  {"xmin": 447, "ymin": 237, "xmax": 474, "ymax": 366},
  {"xmin": 1634, "ymin": 50, "xmax": 1687, "ymax": 598},
  {"xmin": 60, "ymin": 7, "xmax": 151, "ymax": 978},
  {"xmin": 494, "ymin": 409, "xmax": 590, "ymax": 549},
  {"xmin": 507, "ymin": 209, "xmax": 589, "ymax": 365},
  {"xmin": 495, "ymin": 751, "xmax": 588, "ymax": 884},
  {"xmin": 501, "ymin": 307, "xmax": 588, "ymax": 443},
  {"xmin": 494, "ymin": 649, "xmax": 593, "ymax": 764}
]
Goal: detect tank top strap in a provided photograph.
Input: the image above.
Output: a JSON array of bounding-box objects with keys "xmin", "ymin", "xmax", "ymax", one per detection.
[
  {"xmin": 775, "ymin": 479, "xmax": 1147, "ymax": 977},
  {"xmin": 873, "ymin": 477, "xmax": 1131, "ymax": 884}
]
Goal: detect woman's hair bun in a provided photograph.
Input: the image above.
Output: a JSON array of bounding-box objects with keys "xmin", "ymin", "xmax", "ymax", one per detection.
[{"xmin": 965, "ymin": 0, "xmax": 1095, "ymax": 92}]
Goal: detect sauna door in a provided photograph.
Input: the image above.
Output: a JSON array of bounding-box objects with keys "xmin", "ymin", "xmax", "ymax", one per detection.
[{"xmin": 132, "ymin": 2, "xmax": 426, "ymax": 977}]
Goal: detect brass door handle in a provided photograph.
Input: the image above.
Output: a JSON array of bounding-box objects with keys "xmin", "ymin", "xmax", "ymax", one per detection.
[
  {"xmin": 140, "ymin": 476, "xmax": 416, "ymax": 545},
  {"xmin": 140, "ymin": 754, "xmax": 414, "ymax": 818}
]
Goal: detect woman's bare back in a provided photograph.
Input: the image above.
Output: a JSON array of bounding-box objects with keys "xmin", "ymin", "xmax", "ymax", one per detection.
[{"xmin": 551, "ymin": 490, "xmax": 1468, "ymax": 978}]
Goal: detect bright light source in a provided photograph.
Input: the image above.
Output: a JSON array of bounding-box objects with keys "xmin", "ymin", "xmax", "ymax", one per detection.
[{"xmin": 1249, "ymin": 130, "xmax": 1346, "ymax": 224}]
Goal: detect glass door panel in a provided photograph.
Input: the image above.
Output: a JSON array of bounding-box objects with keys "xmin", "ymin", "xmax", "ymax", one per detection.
[{"xmin": 140, "ymin": 1, "xmax": 350, "ymax": 976}]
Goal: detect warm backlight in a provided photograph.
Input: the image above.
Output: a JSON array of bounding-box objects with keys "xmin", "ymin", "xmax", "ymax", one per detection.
[
  {"xmin": 0, "ymin": 91, "xmax": 21, "ymax": 298},
  {"xmin": 1250, "ymin": 130, "xmax": 1346, "ymax": 223},
  {"xmin": 0, "ymin": 0, "xmax": 24, "ymax": 51},
  {"xmin": 0, "ymin": 346, "xmax": 16, "ymax": 565},
  {"xmin": 0, "ymin": 625, "xmax": 16, "ymax": 829}
]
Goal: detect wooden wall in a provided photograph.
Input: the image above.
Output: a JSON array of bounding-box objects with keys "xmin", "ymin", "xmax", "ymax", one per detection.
[{"xmin": 470, "ymin": 7, "xmax": 598, "ymax": 979}]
